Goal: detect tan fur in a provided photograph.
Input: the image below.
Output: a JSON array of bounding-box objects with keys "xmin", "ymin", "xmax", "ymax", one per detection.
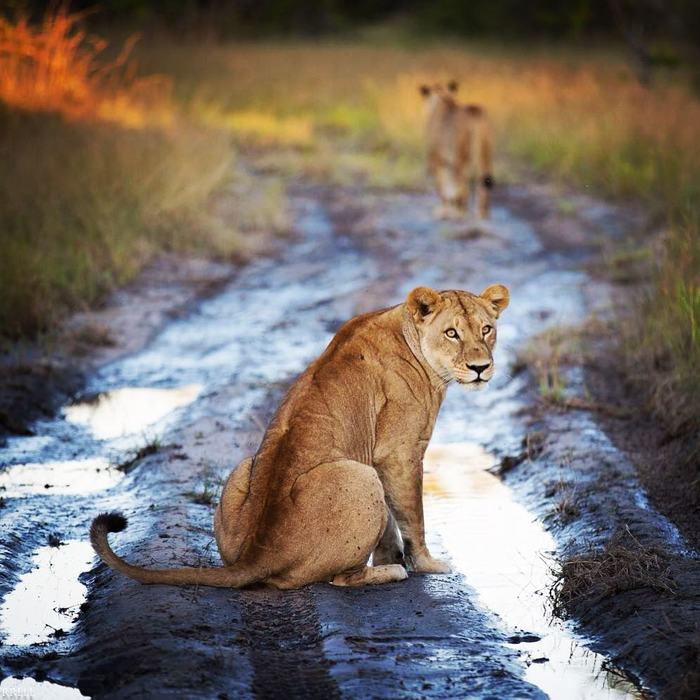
[
  {"xmin": 420, "ymin": 81, "xmax": 494, "ymax": 219},
  {"xmin": 91, "ymin": 284, "xmax": 509, "ymax": 589}
]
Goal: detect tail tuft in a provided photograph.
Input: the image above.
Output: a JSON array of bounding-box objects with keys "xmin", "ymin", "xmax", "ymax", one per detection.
[
  {"xmin": 92, "ymin": 511, "xmax": 127, "ymax": 535},
  {"xmin": 482, "ymin": 174, "xmax": 494, "ymax": 189}
]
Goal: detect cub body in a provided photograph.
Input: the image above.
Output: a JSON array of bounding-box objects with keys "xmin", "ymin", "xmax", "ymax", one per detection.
[{"xmin": 421, "ymin": 81, "xmax": 493, "ymax": 219}]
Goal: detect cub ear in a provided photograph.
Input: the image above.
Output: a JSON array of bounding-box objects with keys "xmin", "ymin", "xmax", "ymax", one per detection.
[
  {"xmin": 407, "ymin": 286, "xmax": 442, "ymax": 321},
  {"xmin": 480, "ymin": 284, "xmax": 509, "ymax": 317},
  {"xmin": 419, "ymin": 84, "xmax": 431, "ymax": 97},
  {"xmin": 447, "ymin": 79, "xmax": 459, "ymax": 93}
]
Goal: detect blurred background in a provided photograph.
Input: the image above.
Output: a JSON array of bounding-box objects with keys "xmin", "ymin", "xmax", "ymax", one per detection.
[{"xmin": 0, "ymin": 0, "xmax": 698, "ymax": 453}]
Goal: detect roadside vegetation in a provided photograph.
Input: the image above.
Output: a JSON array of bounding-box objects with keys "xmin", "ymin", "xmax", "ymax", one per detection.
[
  {"xmin": 0, "ymin": 7, "xmax": 232, "ymax": 337},
  {"xmin": 1, "ymin": 6, "xmax": 697, "ymax": 464}
]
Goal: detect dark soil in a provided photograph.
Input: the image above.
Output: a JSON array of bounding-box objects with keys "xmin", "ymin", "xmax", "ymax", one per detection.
[
  {"xmin": 584, "ymin": 344, "xmax": 700, "ymax": 553},
  {"xmin": 0, "ymin": 357, "xmax": 83, "ymax": 443}
]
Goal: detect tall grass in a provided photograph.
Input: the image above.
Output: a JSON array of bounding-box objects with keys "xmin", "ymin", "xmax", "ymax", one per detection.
[
  {"xmin": 0, "ymin": 6, "xmax": 171, "ymax": 127},
  {"xmin": 135, "ymin": 40, "xmax": 700, "ymax": 209},
  {"xmin": 0, "ymin": 8, "xmax": 232, "ymax": 337}
]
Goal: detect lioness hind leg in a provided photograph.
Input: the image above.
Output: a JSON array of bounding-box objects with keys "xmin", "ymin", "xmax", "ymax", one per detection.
[
  {"xmin": 265, "ymin": 460, "xmax": 391, "ymax": 588},
  {"xmin": 332, "ymin": 564, "xmax": 408, "ymax": 587},
  {"xmin": 214, "ymin": 456, "xmax": 253, "ymax": 565}
]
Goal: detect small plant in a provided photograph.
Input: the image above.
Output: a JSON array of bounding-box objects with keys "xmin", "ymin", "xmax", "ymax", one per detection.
[
  {"xmin": 116, "ymin": 436, "xmax": 162, "ymax": 472},
  {"xmin": 184, "ymin": 466, "xmax": 223, "ymax": 506},
  {"xmin": 553, "ymin": 490, "xmax": 580, "ymax": 524},
  {"xmin": 549, "ymin": 528, "xmax": 676, "ymax": 619},
  {"xmin": 515, "ymin": 326, "xmax": 580, "ymax": 405}
]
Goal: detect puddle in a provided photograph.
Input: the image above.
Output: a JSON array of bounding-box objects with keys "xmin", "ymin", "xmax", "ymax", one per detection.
[
  {"xmin": 64, "ymin": 384, "xmax": 202, "ymax": 440},
  {"xmin": 0, "ymin": 458, "xmax": 119, "ymax": 497},
  {"xmin": 424, "ymin": 443, "xmax": 643, "ymax": 700},
  {"xmin": 0, "ymin": 541, "xmax": 94, "ymax": 646},
  {"xmin": 0, "ymin": 677, "xmax": 89, "ymax": 699}
]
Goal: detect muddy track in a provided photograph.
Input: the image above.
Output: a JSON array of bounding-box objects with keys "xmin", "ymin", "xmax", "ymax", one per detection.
[{"xmin": 0, "ymin": 180, "xmax": 696, "ymax": 698}]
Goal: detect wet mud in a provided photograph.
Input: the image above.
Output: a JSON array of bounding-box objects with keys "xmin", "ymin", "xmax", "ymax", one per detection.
[{"xmin": 0, "ymin": 178, "xmax": 695, "ymax": 698}]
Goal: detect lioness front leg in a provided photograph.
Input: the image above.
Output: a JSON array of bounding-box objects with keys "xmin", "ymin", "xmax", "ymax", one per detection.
[
  {"xmin": 376, "ymin": 458, "xmax": 450, "ymax": 574},
  {"xmin": 373, "ymin": 508, "xmax": 405, "ymax": 566}
]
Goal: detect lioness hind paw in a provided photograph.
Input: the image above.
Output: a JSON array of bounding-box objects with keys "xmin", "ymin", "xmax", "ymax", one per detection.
[{"xmin": 332, "ymin": 564, "xmax": 408, "ymax": 586}]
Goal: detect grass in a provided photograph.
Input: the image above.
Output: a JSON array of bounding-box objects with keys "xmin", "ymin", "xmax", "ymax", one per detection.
[
  {"xmin": 0, "ymin": 7, "xmax": 233, "ymax": 338},
  {"xmin": 550, "ymin": 527, "xmax": 676, "ymax": 619},
  {"xmin": 514, "ymin": 325, "xmax": 581, "ymax": 405},
  {"xmin": 184, "ymin": 466, "xmax": 223, "ymax": 506},
  {"xmin": 116, "ymin": 436, "xmax": 162, "ymax": 473}
]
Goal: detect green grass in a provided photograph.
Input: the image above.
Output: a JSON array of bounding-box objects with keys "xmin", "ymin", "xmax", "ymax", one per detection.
[{"xmin": 0, "ymin": 107, "xmax": 232, "ymax": 337}]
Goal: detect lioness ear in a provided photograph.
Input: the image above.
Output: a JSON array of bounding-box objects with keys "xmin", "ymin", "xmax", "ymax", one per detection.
[
  {"xmin": 419, "ymin": 84, "xmax": 431, "ymax": 97},
  {"xmin": 447, "ymin": 79, "xmax": 459, "ymax": 93},
  {"xmin": 480, "ymin": 284, "xmax": 509, "ymax": 317},
  {"xmin": 407, "ymin": 286, "xmax": 442, "ymax": 321}
]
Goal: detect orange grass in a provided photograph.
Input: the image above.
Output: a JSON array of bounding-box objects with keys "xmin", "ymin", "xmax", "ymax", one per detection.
[
  {"xmin": 0, "ymin": 8, "xmax": 233, "ymax": 337},
  {"xmin": 0, "ymin": 5, "xmax": 172, "ymax": 128}
]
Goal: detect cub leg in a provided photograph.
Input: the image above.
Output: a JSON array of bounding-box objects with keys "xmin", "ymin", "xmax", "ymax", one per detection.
[
  {"xmin": 477, "ymin": 174, "xmax": 493, "ymax": 219},
  {"xmin": 437, "ymin": 167, "xmax": 462, "ymax": 218},
  {"xmin": 477, "ymin": 129, "xmax": 493, "ymax": 218},
  {"xmin": 372, "ymin": 507, "xmax": 405, "ymax": 566},
  {"xmin": 453, "ymin": 154, "xmax": 470, "ymax": 214},
  {"xmin": 376, "ymin": 457, "xmax": 450, "ymax": 574}
]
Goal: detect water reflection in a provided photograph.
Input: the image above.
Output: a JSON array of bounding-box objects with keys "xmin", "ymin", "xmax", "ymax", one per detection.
[
  {"xmin": 0, "ymin": 677, "xmax": 89, "ymax": 699},
  {"xmin": 64, "ymin": 385, "xmax": 202, "ymax": 440},
  {"xmin": 0, "ymin": 541, "xmax": 94, "ymax": 646},
  {"xmin": 424, "ymin": 443, "xmax": 642, "ymax": 700},
  {"xmin": 0, "ymin": 458, "xmax": 119, "ymax": 497}
]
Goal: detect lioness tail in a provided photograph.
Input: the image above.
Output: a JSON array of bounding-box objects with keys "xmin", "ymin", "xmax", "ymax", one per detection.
[{"xmin": 90, "ymin": 512, "xmax": 259, "ymax": 588}]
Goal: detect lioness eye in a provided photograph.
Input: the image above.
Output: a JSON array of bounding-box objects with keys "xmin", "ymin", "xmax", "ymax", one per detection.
[
  {"xmin": 445, "ymin": 328, "xmax": 459, "ymax": 339},
  {"xmin": 482, "ymin": 325, "xmax": 493, "ymax": 335}
]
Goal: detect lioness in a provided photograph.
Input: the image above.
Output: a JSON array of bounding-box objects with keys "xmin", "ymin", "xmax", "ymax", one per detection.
[
  {"xmin": 420, "ymin": 81, "xmax": 493, "ymax": 219},
  {"xmin": 91, "ymin": 284, "xmax": 509, "ymax": 589}
]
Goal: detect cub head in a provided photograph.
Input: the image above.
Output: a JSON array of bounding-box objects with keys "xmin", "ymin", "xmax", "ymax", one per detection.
[
  {"xmin": 406, "ymin": 284, "xmax": 509, "ymax": 391},
  {"xmin": 419, "ymin": 80, "xmax": 459, "ymax": 99}
]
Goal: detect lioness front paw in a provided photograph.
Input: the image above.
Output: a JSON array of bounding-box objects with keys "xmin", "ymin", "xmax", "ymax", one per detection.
[{"xmin": 409, "ymin": 553, "xmax": 451, "ymax": 574}]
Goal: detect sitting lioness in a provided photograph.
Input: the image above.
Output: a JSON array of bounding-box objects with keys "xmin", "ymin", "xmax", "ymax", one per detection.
[
  {"xmin": 91, "ymin": 284, "xmax": 509, "ymax": 589},
  {"xmin": 420, "ymin": 80, "xmax": 493, "ymax": 219}
]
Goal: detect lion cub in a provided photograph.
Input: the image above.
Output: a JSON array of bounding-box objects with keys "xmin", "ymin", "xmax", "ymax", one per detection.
[
  {"xmin": 420, "ymin": 80, "xmax": 493, "ymax": 219},
  {"xmin": 92, "ymin": 285, "xmax": 509, "ymax": 589}
]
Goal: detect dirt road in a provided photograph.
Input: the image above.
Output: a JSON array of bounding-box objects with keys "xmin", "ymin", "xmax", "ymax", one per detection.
[{"xmin": 0, "ymin": 181, "xmax": 695, "ymax": 698}]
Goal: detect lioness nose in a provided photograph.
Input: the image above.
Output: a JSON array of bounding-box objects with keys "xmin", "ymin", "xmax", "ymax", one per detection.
[{"xmin": 468, "ymin": 362, "xmax": 490, "ymax": 375}]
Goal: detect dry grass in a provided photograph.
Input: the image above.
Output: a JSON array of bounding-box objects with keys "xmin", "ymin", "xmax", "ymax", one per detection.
[
  {"xmin": 0, "ymin": 6, "xmax": 171, "ymax": 127},
  {"xmin": 550, "ymin": 528, "xmax": 676, "ymax": 619},
  {"xmin": 514, "ymin": 325, "xmax": 581, "ymax": 404},
  {"xmin": 135, "ymin": 38, "xmax": 700, "ymax": 208},
  {"xmin": 625, "ymin": 218, "xmax": 700, "ymax": 458},
  {"xmin": 0, "ymin": 8, "xmax": 233, "ymax": 337}
]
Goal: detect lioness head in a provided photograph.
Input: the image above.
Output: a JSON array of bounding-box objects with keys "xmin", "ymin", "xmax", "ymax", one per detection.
[{"xmin": 406, "ymin": 285, "xmax": 509, "ymax": 390}]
